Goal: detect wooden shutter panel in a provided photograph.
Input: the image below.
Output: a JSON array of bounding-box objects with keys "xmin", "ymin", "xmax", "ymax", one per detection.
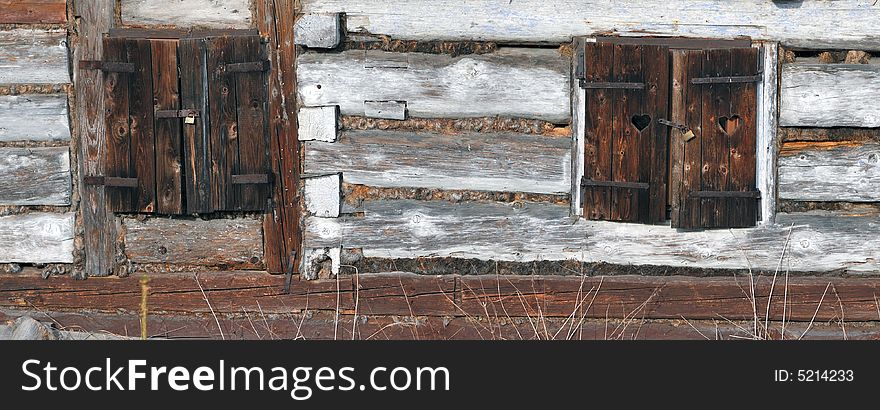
[
  {"xmin": 581, "ymin": 43, "xmax": 669, "ymax": 223},
  {"xmin": 102, "ymin": 37, "xmax": 156, "ymax": 213},
  {"xmin": 179, "ymin": 37, "xmax": 213, "ymax": 214},
  {"xmin": 671, "ymin": 48, "xmax": 760, "ymax": 229}
]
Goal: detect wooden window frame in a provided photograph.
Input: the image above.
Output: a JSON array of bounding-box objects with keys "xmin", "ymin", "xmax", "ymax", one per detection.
[{"xmin": 571, "ymin": 37, "xmax": 779, "ymax": 227}]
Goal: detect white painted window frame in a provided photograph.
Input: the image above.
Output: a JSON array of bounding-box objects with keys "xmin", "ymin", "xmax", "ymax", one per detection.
[{"xmin": 570, "ymin": 39, "xmax": 779, "ymax": 226}]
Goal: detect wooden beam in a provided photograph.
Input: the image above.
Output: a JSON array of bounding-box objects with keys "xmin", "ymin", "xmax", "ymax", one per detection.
[
  {"xmin": 756, "ymin": 43, "xmax": 779, "ymax": 225},
  {"xmin": 780, "ymin": 64, "xmax": 880, "ymax": 127},
  {"xmin": 297, "ymin": 106, "xmax": 338, "ymax": 142},
  {"xmin": 0, "ymin": 94, "xmax": 70, "ymax": 142},
  {"xmin": 72, "ymin": 0, "xmax": 117, "ymax": 277},
  {"xmin": 0, "ymin": 147, "xmax": 70, "ymax": 206},
  {"xmin": 0, "ymin": 29, "xmax": 69, "ymax": 84},
  {"xmin": 0, "ymin": 212, "xmax": 73, "ymax": 263},
  {"xmin": 304, "ymin": 174, "xmax": 341, "ymax": 218},
  {"xmin": 123, "ymin": 217, "xmax": 264, "ymax": 268},
  {"xmin": 2, "ymin": 272, "xmax": 880, "ymax": 323},
  {"xmin": 779, "ymin": 141, "xmax": 880, "ymax": 202},
  {"xmin": 303, "ymin": 0, "xmax": 880, "ymax": 50},
  {"xmin": 120, "ymin": 0, "xmax": 252, "ymax": 29},
  {"xmin": 305, "ymin": 199, "xmax": 880, "ymax": 273},
  {"xmin": 294, "ymin": 13, "xmax": 342, "ymax": 49},
  {"xmin": 304, "ymin": 130, "xmax": 572, "ymax": 195},
  {"xmin": 297, "ymin": 48, "xmax": 571, "ymax": 123},
  {"xmin": 256, "ymin": 0, "xmax": 301, "ymax": 274},
  {"xmin": 0, "ymin": 0, "xmax": 66, "ymax": 24}
]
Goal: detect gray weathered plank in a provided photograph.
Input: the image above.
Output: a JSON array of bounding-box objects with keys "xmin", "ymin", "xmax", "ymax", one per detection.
[
  {"xmin": 294, "ymin": 13, "xmax": 341, "ymax": 48},
  {"xmin": 0, "ymin": 212, "xmax": 74, "ymax": 263},
  {"xmin": 0, "ymin": 29, "xmax": 69, "ymax": 84},
  {"xmin": 756, "ymin": 43, "xmax": 779, "ymax": 224},
  {"xmin": 121, "ymin": 0, "xmax": 252, "ymax": 28},
  {"xmin": 0, "ymin": 147, "xmax": 70, "ymax": 205},
  {"xmin": 297, "ymin": 48, "xmax": 571, "ymax": 123},
  {"xmin": 779, "ymin": 141, "xmax": 880, "ymax": 202},
  {"xmin": 123, "ymin": 216, "xmax": 264, "ymax": 267},
  {"xmin": 303, "ymin": 0, "xmax": 880, "ymax": 50},
  {"xmin": 305, "ymin": 199, "xmax": 880, "ymax": 274},
  {"xmin": 0, "ymin": 94, "xmax": 70, "ymax": 142},
  {"xmin": 780, "ymin": 63, "xmax": 880, "ymax": 127},
  {"xmin": 305, "ymin": 130, "xmax": 572, "ymax": 194}
]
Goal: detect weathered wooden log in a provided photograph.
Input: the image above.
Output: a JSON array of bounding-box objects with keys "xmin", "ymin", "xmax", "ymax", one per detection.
[
  {"xmin": 0, "ymin": 29, "xmax": 69, "ymax": 84},
  {"xmin": 297, "ymin": 48, "xmax": 570, "ymax": 123},
  {"xmin": 305, "ymin": 130, "xmax": 572, "ymax": 194},
  {"xmin": 779, "ymin": 141, "xmax": 880, "ymax": 202},
  {"xmin": 120, "ymin": 0, "xmax": 252, "ymax": 28},
  {"xmin": 0, "ymin": 0, "xmax": 67, "ymax": 24},
  {"xmin": 0, "ymin": 95, "xmax": 70, "ymax": 142},
  {"xmin": 780, "ymin": 63, "xmax": 880, "ymax": 127},
  {"xmin": 0, "ymin": 147, "xmax": 70, "ymax": 205},
  {"xmin": 0, "ymin": 212, "xmax": 74, "ymax": 263}
]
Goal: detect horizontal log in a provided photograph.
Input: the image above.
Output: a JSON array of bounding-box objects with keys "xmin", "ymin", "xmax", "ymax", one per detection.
[
  {"xmin": 0, "ymin": 0, "xmax": 66, "ymax": 24},
  {"xmin": 1, "ymin": 307, "xmax": 874, "ymax": 340},
  {"xmin": 0, "ymin": 212, "xmax": 73, "ymax": 263},
  {"xmin": 780, "ymin": 127, "xmax": 880, "ymax": 143},
  {"xmin": 120, "ymin": 0, "xmax": 252, "ymax": 28},
  {"xmin": 297, "ymin": 48, "xmax": 570, "ymax": 123},
  {"xmin": 0, "ymin": 94, "xmax": 70, "ymax": 142},
  {"xmin": 123, "ymin": 217, "xmax": 264, "ymax": 268},
  {"xmin": 0, "ymin": 147, "xmax": 70, "ymax": 205},
  {"xmin": 780, "ymin": 64, "xmax": 880, "ymax": 127},
  {"xmin": 2, "ymin": 272, "xmax": 880, "ymax": 323},
  {"xmin": 305, "ymin": 200, "xmax": 880, "ymax": 274},
  {"xmin": 779, "ymin": 141, "xmax": 880, "ymax": 202},
  {"xmin": 305, "ymin": 130, "xmax": 572, "ymax": 194},
  {"xmin": 0, "ymin": 29, "xmax": 69, "ymax": 84},
  {"xmin": 303, "ymin": 0, "xmax": 880, "ymax": 50}
]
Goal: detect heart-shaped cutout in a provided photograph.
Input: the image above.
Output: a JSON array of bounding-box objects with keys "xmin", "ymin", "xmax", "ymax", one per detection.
[
  {"xmin": 718, "ymin": 115, "xmax": 742, "ymax": 136},
  {"xmin": 631, "ymin": 114, "xmax": 652, "ymax": 133}
]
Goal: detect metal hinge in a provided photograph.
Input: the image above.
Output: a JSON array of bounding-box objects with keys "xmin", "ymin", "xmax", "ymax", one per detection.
[{"xmin": 579, "ymin": 80, "xmax": 645, "ymax": 89}]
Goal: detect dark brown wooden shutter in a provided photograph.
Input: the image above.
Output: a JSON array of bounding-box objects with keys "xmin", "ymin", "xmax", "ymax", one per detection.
[
  {"xmin": 102, "ymin": 37, "xmax": 156, "ymax": 213},
  {"xmin": 581, "ymin": 42, "xmax": 669, "ymax": 223},
  {"xmin": 671, "ymin": 47, "xmax": 760, "ymax": 229}
]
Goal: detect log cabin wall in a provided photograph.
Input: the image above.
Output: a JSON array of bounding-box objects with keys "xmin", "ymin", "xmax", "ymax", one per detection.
[{"xmin": 3, "ymin": 1, "xmax": 880, "ymax": 339}]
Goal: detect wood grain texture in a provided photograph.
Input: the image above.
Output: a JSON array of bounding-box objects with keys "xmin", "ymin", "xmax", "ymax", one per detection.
[
  {"xmin": 756, "ymin": 43, "xmax": 779, "ymax": 225},
  {"xmin": 297, "ymin": 48, "xmax": 570, "ymax": 123},
  {"xmin": 779, "ymin": 141, "xmax": 880, "ymax": 202},
  {"xmin": 0, "ymin": 147, "xmax": 70, "ymax": 205},
  {"xmin": 179, "ymin": 38, "xmax": 213, "ymax": 214},
  {"xmin": 0, "ymin": 0, "xmax": 66, "ymax": 24},
  {"xmin": 305, "ymin": 199, "xmax": 880, "ymax": 274},
  {"xmin": 304, "ymin": 130, "xmax": 571, "ymax": 194},
  {"xmin": 3, "ymin": 272, "xmax": 880, "ymax": 324},
  {"xmin": 151, "ymin": 40, "xmax": 183, "ymax": 214},
  {"xmin": 780, "ymin": 64, "xmax": 880, "ymax": 127},
  {"xmin": 73, "ymin": 0, "xmax": 116, "ymax": 276},
  {"xmin": 0, "ymin": 29, "xmax": 68, "ymax": 84},
  {"xmin": 0, "ymin": 212, "xmax": 73, "ymax": 263},
  {"xmin": 297, "ymin": 106, "xmax": 338, "ymax": 142},
  {"xmin": 123, "ymin": 217, "xmax": 263, "ymax": 267},
  {"xmin": 0, "ymin": 94, "xmax": 70, "ymax": 142},
  {"xmin": 294, "ymin": 13, "xmax": 341, "ymax": 48},
  {"xmin": 121, "ymin": 0, "xmax": 252, "ymax": 29},
  {"xmin": 303, "ymin": 0, "xmax": 880, "ymax": 50}
]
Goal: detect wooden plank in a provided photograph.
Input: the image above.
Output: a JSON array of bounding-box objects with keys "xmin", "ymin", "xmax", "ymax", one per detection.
[
  {"xmin": 610, "ymin": 44, "xmax": 641, "ymax": 222},
  {"xmin": 298, "ymin": 106, "xmax": 338, "ymax": 142},
  {"xmin": 205, "ymin": 37, "xmax": 235, "ymax": 211},
  {"xmin": 102, "ymin": 37, "xmax": 134, "ymax": 213},
  {"xmin": 73, "ymin": 0, "xmax": 116, "ymax": 277},
  {"xmin": 669, "ymin": 51, "xmax": 687, "ymax": 227},
  {"xmin": 126, "ymin": 39, "xmax": 156, "ymax": 213},
  {"xmin": 581, "ymin": 42, "xmax": 613, "ymax": 220},
  {"xmin": 305, "ymin": 130, "xmax": 571, "ymax": 194},
  {"xmin": 123, "ymin": 217, "xmax": 263, "ymax": 268},
  {"xmin": 0, "ymin": 0, "xmax": 66, "ymax": 24},
  {"xmin": 303, "ymin": 0, "xmax": 880, "ymax": 50},
  {"xmin": 294, "ymin": 13, "xmax": 342, "ymax": 48},
  {"xmin": 179, "ymin": 38, "xmax": 213, "ymax": 214},
  {"xmin": 0, "ymin": 147, "xmax": 70, "ymax": 205},
  {"xmin": 305, "ymin": 199, "xmax": 880, "ymax": 274},
  {"xmin": 0, "ymin": 29, "xmax": 69, "ymax": 84},
  {"xmin": 109, "ymin": 28, "xmax": 259, "ymax": 39},
  {"xmin": 0, "ymin": 94, "xmax": 70, "ymax": 142},
  {"xmin": 727, "ymin": 48, "xmax": 759, "ymax": 228},
  {"xmin": 780, "ymin": 127, "xmax": 880, "ymax": 143},
  {"xmin": 256, "ymin": 0, "xmax": 301, "ymax": 274},
  {"xmin": 121, "ymin": 0, "xmax": 252, "ymax": 29},
  {"xmin": 0, "ymin": 212, "xmax": 73, "ymax": 263},
  {"xmin": 779, "ymin": 141, "xmax": 880, "ymax": 202},
  {"xmin": 151, "ymin": 40, "xmax": 183, "ymax": 214},
  {"xmin": 304, "ymin": 174, "xmax": 341, "ymax": 218},
  {"xmin": 756, "ymin": 43, "xmax": 779, "ymax": 225},
  {"xmin": 231, "ymin": 35, "xmax": 270, "ymax": 211},
  {"xmin": 680, "ymin": 50, "xmax": 703, "ymax": 228},
  {"xmin": 780, "ymin": 64, "xmax": 880, "ymax": 127},
  {"xmin": 699, "ymin": 49, "xmax": 730, "ymax": 228},
  {"xmin": 4, "ymin": 272, "xmax": 880, "ymax": 324},
  {"xmin": 298, "ymin": 48, "xmax": 570, "ymax": 123},
  {"xmin": 644, "ymin": 45, "xmax": 669, "ymax": 224}
]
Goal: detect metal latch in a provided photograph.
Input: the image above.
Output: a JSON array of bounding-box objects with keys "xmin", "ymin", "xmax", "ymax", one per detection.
[
  {"xmin": 658, "ymin": 119, "xmax": 696, "ymax": 141},
  {"xmin": 284, "ymin": 250, "xmax": 298, "ymax": 294}
]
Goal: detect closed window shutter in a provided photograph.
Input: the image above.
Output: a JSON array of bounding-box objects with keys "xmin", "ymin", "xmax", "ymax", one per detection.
[
  {"xmin": 581, "ymin": 43, "xmax": 669, "ymax": 223},
  {"xmin": 672, "ymin": 48, "xmax": 760, "ymax": 229}
]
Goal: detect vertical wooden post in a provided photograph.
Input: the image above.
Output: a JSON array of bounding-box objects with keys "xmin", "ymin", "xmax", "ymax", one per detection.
[
  {"xmin": 256, "ymin": 0, "xmax": 302, "ymax": 274},
  {"xmin": 73, "ymin": 0, "xmax": 117, "ymax": 277}
]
